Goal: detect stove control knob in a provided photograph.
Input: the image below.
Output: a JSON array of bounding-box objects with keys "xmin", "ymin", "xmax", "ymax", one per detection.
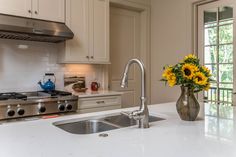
[
  {"xmin": 58, "ymin": 104, "xmax": 65, "ymax": 111},
  {"xmin": 17, "ymin": 108, "xmax": 25, "ymax": 116},
  {"xmin": 66, "ymin": 104, "xmax": 73, "ymax": 111},
  {"xmin": 7, "ymin": 109, "xmax": 15, "ymax": 117},
  {"xmin": 39, "ymin": 106, "xmax": 46, "ymax": 113}
]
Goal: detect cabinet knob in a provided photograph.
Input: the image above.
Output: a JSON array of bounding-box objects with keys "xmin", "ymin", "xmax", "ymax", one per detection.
[
  {"xmin": 91, "ymin": 56, "xmax": 94, "ymax": 59},
  {"xmin": 28, "ymin": 10, "xmax": 32, "ymax": 14},
  {"xmin": 86, "ymin": 56, "xmax": 89, "ymax": 59},
  {"xmin": 35, "ymin": 11, "xmax": 38, "ymax": 15}
]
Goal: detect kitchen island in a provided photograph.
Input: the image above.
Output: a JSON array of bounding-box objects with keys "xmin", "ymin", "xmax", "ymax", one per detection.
[{"xmin": 0, "ymin": 102, "xmax": 235, "ymax": 157}]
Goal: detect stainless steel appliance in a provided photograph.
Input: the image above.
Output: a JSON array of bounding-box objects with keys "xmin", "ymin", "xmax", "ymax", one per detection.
[
  {"xmin": 0, "ymin": 90, "xmax": 78, "ymax": 120},
  {"xmin": 0, "ymin": 14, "xmax": 74, "ymax": 43}
]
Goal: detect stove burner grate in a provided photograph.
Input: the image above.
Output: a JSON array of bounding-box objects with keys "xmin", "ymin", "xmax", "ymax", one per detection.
[
  {"xmin": 0, "ymin": 93, "xmax": 27, "ymax": 100},
  {"xmin": 40, "ymin": 90, "xmax": 72, "ymax": 97}
]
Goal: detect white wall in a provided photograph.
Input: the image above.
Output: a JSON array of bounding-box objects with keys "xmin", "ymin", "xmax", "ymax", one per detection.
[
  {"xmin": 150, "ymin": 0, "xmax": 198, "ymax": 104},
  {"xmin": 0, "ymin": 39, "xmax": 105, "ymax": 92}
]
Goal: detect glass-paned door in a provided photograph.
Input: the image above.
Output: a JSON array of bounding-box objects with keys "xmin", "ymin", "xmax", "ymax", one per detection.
[{"xmin": 198, "ymin": 0, "xmax": 236, "ymax": 105}]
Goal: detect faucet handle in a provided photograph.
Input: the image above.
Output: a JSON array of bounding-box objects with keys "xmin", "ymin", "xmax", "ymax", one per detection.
[
  {"xmin": 121, "ymin": 111, "xmax": 132, "ymax": 119},
  {"xmin": 121, "ymin": 111, "xmax": 143, "ymax": 120}
]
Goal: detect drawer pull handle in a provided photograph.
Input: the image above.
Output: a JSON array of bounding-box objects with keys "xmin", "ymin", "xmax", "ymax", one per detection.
[{"xmin": 96, "ymin": 101, "xmax": 105, "ymax": 104}]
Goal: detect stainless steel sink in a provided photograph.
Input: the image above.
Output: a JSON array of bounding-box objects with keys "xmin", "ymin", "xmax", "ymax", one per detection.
[
  {"xmin": 53, "ymin": 114, "xmax": 165, "ymax": 134},
  {"xmin": 55, "ymin": 119, "xmax": 118, "ymax": 134},
  {"xmin": 104, "ymin": 114, "xmax": 165, "ymax": 127}
]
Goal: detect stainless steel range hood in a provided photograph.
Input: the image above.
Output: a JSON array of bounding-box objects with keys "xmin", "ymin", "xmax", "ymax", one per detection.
[{"xmin": 0, "ymin": 14, "xmax": 74, "ymax": 43}]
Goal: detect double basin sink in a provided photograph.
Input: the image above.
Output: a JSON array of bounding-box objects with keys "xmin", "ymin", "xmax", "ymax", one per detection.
[{"xmin": 53, "ymin": 114, "xmax": 165, "ymax": 134}]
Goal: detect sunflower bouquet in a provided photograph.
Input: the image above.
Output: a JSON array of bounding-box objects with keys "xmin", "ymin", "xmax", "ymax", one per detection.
[{"xmin": 161, "ymin": 54, "xmax": 212, "ymax": 92}]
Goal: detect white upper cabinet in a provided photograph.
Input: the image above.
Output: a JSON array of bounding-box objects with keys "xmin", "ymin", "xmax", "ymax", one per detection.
[
  {"xmin": 58, "ymin": 0, "xmax": 110, "ymax": 64},
  {"xmin": 0, "ymin": 0, "xmax": 32, "ymax": 17},
  {"xmin": 89, "ymin": 0, "xmax": 109, "ymax": 63},
  {"xmin": 32, "ymin": 0, "xmax": 65, "ymax": 22},
  {"xmin": 61, "ymin": 0, "xmax": 90, "ymax": 63},
  {"xmin": 0, "ymin": 0, "xmax": 65, "ymax": 22}
]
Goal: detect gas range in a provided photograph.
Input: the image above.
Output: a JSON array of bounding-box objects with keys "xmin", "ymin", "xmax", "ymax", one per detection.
[{"xmin": 0, "ymin": 90, "xmax": 78, "ymax": 120}]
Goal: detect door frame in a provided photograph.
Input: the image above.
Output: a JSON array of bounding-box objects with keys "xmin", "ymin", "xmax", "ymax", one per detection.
[
  {"xmin": 105, "ymin": 0, "xmax": 151, "ymax": 104},
  {"xmin": 192, "ymin": 0, "xmax": 219, "ymax": 55}
]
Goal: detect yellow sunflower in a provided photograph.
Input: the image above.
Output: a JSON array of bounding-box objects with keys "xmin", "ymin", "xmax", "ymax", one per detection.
[
  {"xmin": 182, "ymin": 63, "xmax": 199, "ymax": 79},
  {"xmin": 167, "ymin": 73, "xmax": 177, "ymax": 87},
  {"xmin": 204, "ymin": 83, "xmax": 210, "ymax": 91},
  {"xmin": 162, "ymin": 66, "xmax": 173, "ymax": 79},
  {"xmin": 194, "ymin": 72, "xmax": 208, "ymax": 86},
  {"xmin": 202, "ymin": 65, "xmax": 211, "ymax": 76},
  {"xmin": 183, "ymin": 54, "xmax": 197, "ymax": 62}
]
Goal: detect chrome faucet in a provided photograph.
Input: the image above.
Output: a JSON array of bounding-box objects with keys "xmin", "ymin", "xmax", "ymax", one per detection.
[{"xmin": 121, "ymin": 59, "xmax": 149, "ymax": 128}]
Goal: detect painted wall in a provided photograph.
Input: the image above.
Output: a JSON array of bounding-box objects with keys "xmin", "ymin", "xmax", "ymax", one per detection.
[
  {"xmin": 0, "ymin": 39, "xmax": 105, "ymax": 92},
  {"xmin": 150, "ymin": 0, "xmax": 198, "ymax": 104}
]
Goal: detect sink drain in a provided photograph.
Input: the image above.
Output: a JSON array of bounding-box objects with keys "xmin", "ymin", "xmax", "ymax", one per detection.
[{"xmin": 99, "ymin": 133, "xmax": 108, "ymax": 137}]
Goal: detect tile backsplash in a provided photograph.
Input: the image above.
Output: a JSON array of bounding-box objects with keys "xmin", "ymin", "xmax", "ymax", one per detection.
[{"xmin": 0, "ymin": 39, "xmax": 105, "ymax": 92}]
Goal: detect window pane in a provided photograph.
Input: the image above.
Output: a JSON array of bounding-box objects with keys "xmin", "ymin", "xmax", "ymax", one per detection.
[
  {"xmin": 219, "ymin": 64, "xmax": 233, "ymax": 83},
  {"xmin": 219, "ymin": 83, "xmax": 233, "ymax": 89},
  {"xmin": 219, "ymin": 44, "xmax": 233, "ymax": 63},
  {"xmin": 211, "ymin": 83, "xmax": 217, "ymax": 87},
  {"xmin": 205, "ymin": 64, "xmax": 217, "ymax": 81},
  {"xmin": 219, "ymin": 88, "xmax": 233, "ymax": 102},
  {"xmin": 219, "ymin": 6, "xmax": 233, "ymax": 21},
  {"xmin": 219, "ymin": 84, "xmax": 233, "ymax": 103},
  {"xmin": 204, "ymin": 87, "xmax": 217, "ymax": 102},
  {"xmin": 219, "ymin": 19, "xmax": 233, "ymax": 25},
  {"xmin": 204, "ymin": 9, "xmax": 217, "ymax": 26},
  {"xmin": 205, "ymin": 27, "xmax": 217, "ymax": 45},
  {"xmin": 205, "ymin": 46, "xmax": 217, "ymax": 63},
  {"xmin": 219, "ymin": 24, "xmax": 233, "ymax": 44}
]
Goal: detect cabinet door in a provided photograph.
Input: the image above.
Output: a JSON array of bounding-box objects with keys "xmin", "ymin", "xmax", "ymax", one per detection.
[
  {"xmin": 60, "ymin": 0, "xmax": 90, "ymax": 63},
  {"xmin": 32, "ymin": 0, "xmax": 65, "ymax": 22},
  {"xmin": 89, "ymin": 0, "xmax": 110, "ymax": 63},
  {"xmin": 0, "ymin": 0, "xmax": 32, "ymax": 17}
]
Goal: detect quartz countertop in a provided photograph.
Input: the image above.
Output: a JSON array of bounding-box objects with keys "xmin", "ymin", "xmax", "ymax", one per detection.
[{"xmin": 0, "ymin": 102, "xmax": 235, "ymax": 157}]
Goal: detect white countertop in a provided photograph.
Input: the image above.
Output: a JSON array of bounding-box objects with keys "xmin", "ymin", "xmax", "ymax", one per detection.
[{"xmin": 0, "ymin": 102, "xmax": 235, "ymax": 157}]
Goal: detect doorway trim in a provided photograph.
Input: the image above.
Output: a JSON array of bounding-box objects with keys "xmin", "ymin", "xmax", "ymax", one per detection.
[
  {"xmin": 106, "ymin": 0, "xmax": 151, "ymax": 104},
  {"xmin": 192, "ymin": 0, "xmax": 219, "ymax": 55}
]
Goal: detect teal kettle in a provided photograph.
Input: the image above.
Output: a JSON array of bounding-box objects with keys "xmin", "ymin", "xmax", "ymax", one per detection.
[{"xmin": 38, "ymin": 73, "xmax": 56, "ymax": 91}]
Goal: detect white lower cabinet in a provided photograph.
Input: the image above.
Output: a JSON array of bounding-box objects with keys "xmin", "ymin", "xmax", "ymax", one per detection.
[
  {"xmin": 78, "ymin": 95, "xmax": 121, "ymax": 113},
  {"xmin": 58, "ymin": 0, "xmax": 110, "ymax": 64}
]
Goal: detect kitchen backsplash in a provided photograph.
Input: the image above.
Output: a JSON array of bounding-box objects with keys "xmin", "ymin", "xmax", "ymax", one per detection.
[{"xmin": 0, "ymin": 39, "xmax": 105, "ymax": 92}]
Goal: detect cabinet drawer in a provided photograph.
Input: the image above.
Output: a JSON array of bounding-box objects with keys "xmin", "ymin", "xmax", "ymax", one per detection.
[
  {"xmin": 78, "ymin": 96, "xmax": 121, "ymax": 110},
  {"xmin": 77, "ymin": 105, "xmax": 121, "ymax": 114}
]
